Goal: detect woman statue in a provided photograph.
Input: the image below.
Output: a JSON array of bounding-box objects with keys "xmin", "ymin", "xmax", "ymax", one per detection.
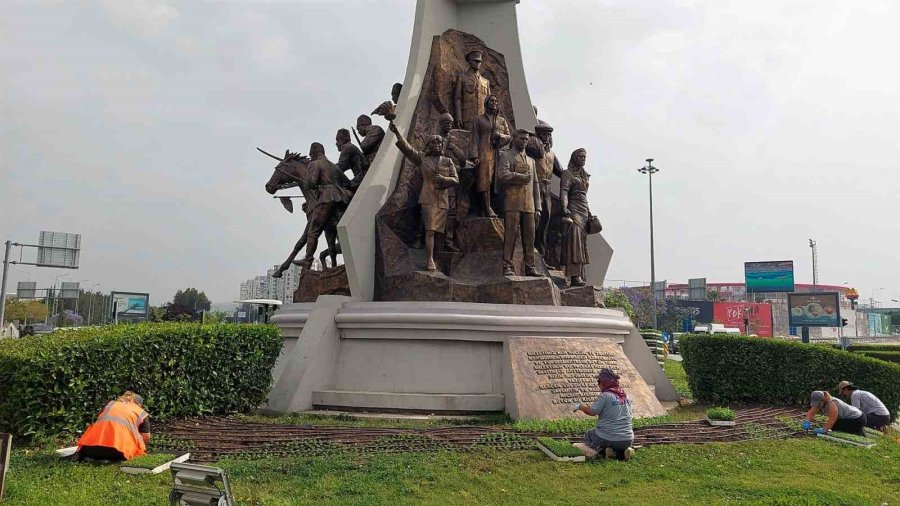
[{"xmin": 560, "ymin": 148, "xmax": 592, "ymax": 286}]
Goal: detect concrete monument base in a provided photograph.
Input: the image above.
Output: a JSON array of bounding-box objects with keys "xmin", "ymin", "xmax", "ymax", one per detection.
[{"xmin": 265, "ymin": 298, "xmax": 677, "ymax": 419}]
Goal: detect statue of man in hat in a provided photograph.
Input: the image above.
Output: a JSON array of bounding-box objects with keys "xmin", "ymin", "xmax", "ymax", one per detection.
[
  {"xmin": 298, "ymin": 142, "xmax": 353, "ymax": 268},
  {"xmin": 335, "ymin": 128, "xmax": 366, "ymax": 189},
  {"xmin": 532, "ymin": 120, "xmax": 563, "ymax": 257},
  {"xmin": 389, "ymin": 121, "xmax": 459, "ymax": 271},
  {"xmin": 454, "ymin": 49, "xmax": 491, "ymax": 130},
  {"xmin": 497, "ymin": 129, "xmax": 542, "ymax": 277},
  {"xmin": 355, "ymin": 114, "xmax": 385, "ymax": 167}
]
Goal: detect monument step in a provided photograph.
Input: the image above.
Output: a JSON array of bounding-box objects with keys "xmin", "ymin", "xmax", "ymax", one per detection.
[{"xmin": 311, "ymin": 390, "xmax": 504, "ymax": 413}]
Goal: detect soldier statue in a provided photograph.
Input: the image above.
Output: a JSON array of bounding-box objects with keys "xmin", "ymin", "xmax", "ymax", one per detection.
[
  {"xmin": 468, "ymin": 94, "xmax": 510, "ymax": 218},
  {"xmin": 298, "ymin": 142, "xmax": 353, "ymax": 268},
  {"xmin": 496, "ymin": 129, "xmax": 542, "ymax": 277},
  {"xmin": 389, "ymin": 122, "xmax": 459, "ymax": 271},
  {"xmin": 531, "ymin": 120, "xmax": 563, "ymax": 257},
  {"xmin": 454, "ymin": 50, "xmax": 491, "ymax": 130},
  {"xmin": 335, "ymin": 128, "xmax": 366, "ymax": 189},
  {"xmin": 354, "ymin": 114, "xmax": 385, "ymax": 166}
]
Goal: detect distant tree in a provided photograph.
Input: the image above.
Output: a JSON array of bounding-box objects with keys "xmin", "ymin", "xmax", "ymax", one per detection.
[
  {"xmin": 707, "ymin": 289, "xmax": 723, "ymax": 302},
  {"xmin": 203, "ymin": 310, "xmax": 228, "ymax": 324},
  {"xmin": 149, "ymin": 306, "xmax": 166, "ymax": 322},
  {"xmin": 164, "ymin": 288, "xmax": 211, "ymax": 321},
  {"xmin": 3, "ymin": 299, "xmax": 49, "ymax": 324},
  {"xmin": 603, "ymin": 289, "xmax": 636, "ymax": 321}
]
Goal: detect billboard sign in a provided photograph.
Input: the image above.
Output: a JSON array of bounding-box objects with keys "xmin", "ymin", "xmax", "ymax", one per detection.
[
  {"xmin": 788, "ymin": 292, "xmax": 840, "ymax": 327},
  {"xmin": 36, "ymin": 231, "xmax": 81, "ymax": 269},
  {"xmin": 16, "ymin": 282, "xmax": 37, "ymax": 299},
  {"xmin": 745, "ymin": 260, "xmax": 794, "ymax": 293},
  {"xmin": 713, "ymin": 302, "xmax": 774, "ymax": 337},
  {"xmin": 109, "ymin": 292, "xmax": 149, "ymax": 321}
]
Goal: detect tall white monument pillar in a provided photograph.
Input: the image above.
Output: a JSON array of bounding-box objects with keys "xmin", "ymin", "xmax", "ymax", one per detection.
[{"xmin": 339, "ymin": 0, "xmax": 538, "ymax": 302}]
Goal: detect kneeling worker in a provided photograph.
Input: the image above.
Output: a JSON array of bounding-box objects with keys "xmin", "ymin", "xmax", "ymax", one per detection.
[
  {"xmin": 574, "ymin": 368, "xmax": 636, "ymax": 460},
  {"xmin": 76, "ymin": 391, "xmax": 151, "ymax": 462},
  {"xmin": 837, "ymin": 381, "xmax": 891, "ymax": 431},
  {"xmin": 803, "ymin": 390, "xmax": 866, "ymax": 436}
]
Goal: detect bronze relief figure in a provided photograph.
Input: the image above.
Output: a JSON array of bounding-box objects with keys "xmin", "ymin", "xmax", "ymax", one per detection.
[
  {"xmin": 497, "ymin": 129, "xmax": 542, "ymax": 277},
  {"xmin": 559, "ymin": 148, "xmax": 593, "ymax": 286}
]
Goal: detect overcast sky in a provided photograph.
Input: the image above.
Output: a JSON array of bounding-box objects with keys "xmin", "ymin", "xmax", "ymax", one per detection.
[{"xmin": 2, "ymin": 0, "xmax": 898, "ymax": 306}]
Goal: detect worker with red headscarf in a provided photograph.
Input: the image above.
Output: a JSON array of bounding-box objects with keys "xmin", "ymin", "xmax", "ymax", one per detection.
[
  {"xmin": 76, "ymin": 391, "xmax": 151, "ymax": 462},
  {"xmin": 574, "ymin": 368, "xmax": 636, "ymax": 460}
]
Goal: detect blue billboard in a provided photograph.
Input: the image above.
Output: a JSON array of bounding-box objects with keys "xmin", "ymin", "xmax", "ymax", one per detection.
[{"xmin": 745, "ymin": 260, "xmax": 795, "ymax": 293}]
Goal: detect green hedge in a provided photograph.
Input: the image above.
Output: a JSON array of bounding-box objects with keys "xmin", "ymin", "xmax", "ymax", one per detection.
[
  {"xmin": 680, "ymin": 334, "xmax": 900, "ymax": 422},
  {"xmin": 857, "ymin": 351, "xmax": 900, "ymax": 364},
  {"xmin": 0, "ymin": 323, "xmax": 282, "ymax": 439},
  {"xmin": 847, "ymin": 344, "xmax": 900, "ymax": 353}
]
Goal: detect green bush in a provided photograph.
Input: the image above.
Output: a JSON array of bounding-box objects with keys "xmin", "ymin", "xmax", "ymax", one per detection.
[
  {"xmin": 846, "ymin": 344, "xmax": 900, "ymax": 353},
  {"xmin": 856, "ymin": 351, "xmax": 900, "ymax": 364},
  {"xmin": 680, "ymin": 334, "xmax": 900, "ymax": 422},
  {"xmin": 706, "ymin": 407, "xmax": 735, "ymax": 421},
  {"xmin": 0, "ymin": 323, "xmax": 282, "ymax": 439}
]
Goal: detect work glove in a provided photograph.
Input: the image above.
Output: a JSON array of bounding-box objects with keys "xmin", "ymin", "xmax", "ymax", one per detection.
[
  {"xmin": 573, "ymin": 403, "xmax": 583, "ymax": 413},
  {"xmin": 813, "ymin": 428, "xmax": 828, "ymax": 435},
  {"xmin": 801, "ymin": 420, "xmax": 811, "ymax": 430}
]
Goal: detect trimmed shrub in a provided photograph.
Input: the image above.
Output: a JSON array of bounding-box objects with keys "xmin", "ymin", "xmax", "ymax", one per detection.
[
  {"xmin": 680, "ymin": 334, "xmax": 900, "ymax": 422},
  {"xmin": 846, "ymin": 344, "xmax": 900, "ymax": 353},
  {"xmin": 857, "ymin": 351, "xmax": 900, "ymax": 364},
  {"xmin": 0, "ymin": 323, "xmax": 282, "ymax": 439}
]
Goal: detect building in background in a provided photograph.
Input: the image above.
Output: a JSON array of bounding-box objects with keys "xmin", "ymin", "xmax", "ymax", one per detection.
[{"xmin": 238, "ymin": 260, "xmax": 321, "ymax": 305}]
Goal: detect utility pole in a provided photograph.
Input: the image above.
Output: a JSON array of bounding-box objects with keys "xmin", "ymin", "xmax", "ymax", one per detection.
[
  {"xmin": 638, "ymin": 159, "xmax": 660, "ymax": 328},
  {"xmin": 809, "ymin": 239, "xmax": 818, "ymax": 289},
  {"xmin": 0, "ymin": 241, "xmax": 11, "ymax": 328}
]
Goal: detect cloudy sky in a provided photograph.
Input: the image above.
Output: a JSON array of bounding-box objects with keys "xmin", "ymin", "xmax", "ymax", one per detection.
[{"xmin": 2, "ymin": 0, "xmax": 898, "ymax": 306}]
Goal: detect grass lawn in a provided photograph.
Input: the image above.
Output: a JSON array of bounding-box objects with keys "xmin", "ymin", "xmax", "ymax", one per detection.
[
  {"xmin": 665, "ymin": 358, "xmax": 693, "ymax": 399},
  {"xmin": 4, "ymin": 434, "xmax": 899, "ymax": 505}
]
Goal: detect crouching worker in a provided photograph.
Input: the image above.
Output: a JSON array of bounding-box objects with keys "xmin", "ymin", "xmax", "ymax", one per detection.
[
  {"xmin": 803, "ymin": 390, "xmax": 866, "ymax": 437},
  {"xmin": 76, "ymin": 391, "xmax": 151, "ymax": 462},
  {"xmin": 838, "ymin": 381, "xmax": 891, "ymax": 431},
  {"xmin": 573, "ymin": 368, "xmax": 636, "ymax": 461}
]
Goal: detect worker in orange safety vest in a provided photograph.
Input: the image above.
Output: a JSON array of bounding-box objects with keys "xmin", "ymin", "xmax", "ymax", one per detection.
[{"xmin": 76, "ymin": 391, "xmax": 151, "ymax": 462}]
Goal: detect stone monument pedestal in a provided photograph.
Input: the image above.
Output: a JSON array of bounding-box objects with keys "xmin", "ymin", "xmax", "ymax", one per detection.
[{"xmin": 266, "ymin": 299, "xmax": 677, "ymax": 419}]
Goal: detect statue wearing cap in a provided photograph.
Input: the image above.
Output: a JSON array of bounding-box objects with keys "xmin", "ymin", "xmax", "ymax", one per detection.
[
  {"xmin": 531, "ymin": 120, "xmax": 564, "ymax": 258},
  {"xmin": 454, "ymin": 49, "xmax": 492, "ymax": 130},
  {"xmin": 355, "ymin": 114, "xmax": 385, "ymax": 168},
  {"xmin": 299, "ymin": 142, "xmax": 353, "ymax": 268},
  {"xmin": 439, "ymin": 112, "xmax": 467, "ymax": 250}
]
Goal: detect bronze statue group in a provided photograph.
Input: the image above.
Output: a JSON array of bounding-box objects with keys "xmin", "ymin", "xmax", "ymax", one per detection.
[{"xmin": 264, "ymin": 49, "xmax": 601, "ymax": 287}]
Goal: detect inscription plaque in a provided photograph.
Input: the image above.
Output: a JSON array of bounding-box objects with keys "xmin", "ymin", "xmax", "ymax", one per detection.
[{"xmin": 507, "ymin": 337, "xmax": 667, "ymax": 420}]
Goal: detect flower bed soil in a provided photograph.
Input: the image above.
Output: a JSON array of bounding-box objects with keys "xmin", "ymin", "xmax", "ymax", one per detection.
[{"xmin": 151, "ymin": 406, "xmax": 807, "ymax": 462}]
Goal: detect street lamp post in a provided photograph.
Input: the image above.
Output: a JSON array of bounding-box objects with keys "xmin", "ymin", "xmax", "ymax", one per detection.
[
  {"xmin": 87, "ymin": 283, "xmax": 101, "ymax": 325},
  {"xmin": 638, "ymin": 158, "xmax": 660, "ymax": 329}
]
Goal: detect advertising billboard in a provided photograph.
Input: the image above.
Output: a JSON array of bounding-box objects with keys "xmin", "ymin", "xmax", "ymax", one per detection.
[
  {"xmin": 788, "ymin": 292, "xmax": 840, "ymax": 327},
  {"xmin": 712, "ymin": 302, "xmax": 774, "ymax": 337},
  {"xmin": 745, "ymin": 260, "xmax": 794, "ymax": 293},
  {"xmin": 109, "ymin": 291, "xmax": 149, "ymax": 321}
]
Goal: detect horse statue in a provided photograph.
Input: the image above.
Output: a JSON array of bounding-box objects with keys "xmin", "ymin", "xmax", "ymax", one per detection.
[{"xmin": 262, "ymin": 148, "xmax": 343, "ymax": 277}]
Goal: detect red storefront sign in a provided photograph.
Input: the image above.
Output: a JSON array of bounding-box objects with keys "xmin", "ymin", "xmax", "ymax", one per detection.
[{"xmin": 713, "ymin": 302, "xmax": 773, "ymax": 337}]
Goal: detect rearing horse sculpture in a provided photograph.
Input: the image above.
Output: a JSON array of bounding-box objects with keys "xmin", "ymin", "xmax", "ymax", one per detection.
[{"xmin": 262, "ymin": 149, "xmax": 342, "ymax": 277}]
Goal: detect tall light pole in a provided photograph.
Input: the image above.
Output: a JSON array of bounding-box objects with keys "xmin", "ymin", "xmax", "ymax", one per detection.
[
  {"xmin": 88, "ymin": 283, "xmax": 101, "ymax": 325},
  {"xmin": 638, "ymin": 158, "xmax": 660, "ymax": 329},
  {"xmin": 808, "ymin": 239, "xmax": 818, "ymax": 289}
]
